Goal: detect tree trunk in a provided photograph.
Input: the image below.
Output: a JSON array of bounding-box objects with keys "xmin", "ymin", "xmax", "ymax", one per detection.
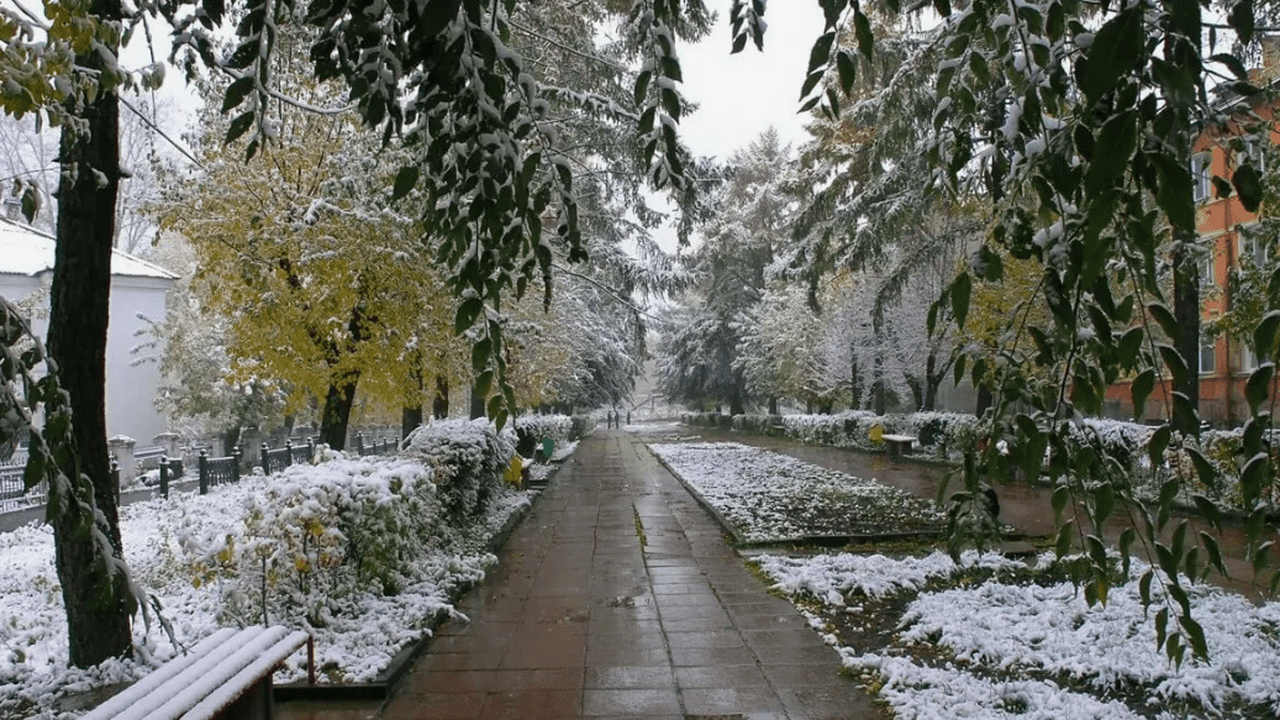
[
  {"xmin": 1172, "ymin": 231, "xmax": 1201, "ymax": 435},
  {"xmin": 924, "ymin": 353, "xmax": 940, "ymax": 412},
  {"xmin": 470, "ymin": 382, "xmax": 485, "ymax": 419},
  {"xmin": 976, "ymin": 382, "xmax": 993, "ymax": 417},
  {"xmin": 905, "ymin": 374, "xmax": 924, "ymax": 411},
  {"xmin": 873, "ymin": 355, "xmax": 887, "ymax": 415},
  {"xmin": 320, "ymin": 373, "xmax": 359, "ymax": 450},
  {"xmin": 221, "ymin": 425, "xmax": 241, "ymax": 457},
  {"xmin": 728, "ymin": 389, "xmax": 745, "ymax": 416},
  {"xmin": 849, "ymin": 353, "xmax": 861, "ymax": 410},
  {"xmin": 401, "ymin": 405, "xmax": 423, "ymax": 440},
  {"xmin": 768, "ymin": 396, "xmax": 778, "ymax": 415},
  {"xmin": 48, "ymin": 0, "xmax": 134, "ymax": 665},
  {"xmin": 433, "ymin": 374, "xmax": 449, "ymax": 419}
]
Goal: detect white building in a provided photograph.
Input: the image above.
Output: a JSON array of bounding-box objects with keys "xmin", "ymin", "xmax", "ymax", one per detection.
[{"xmin": 0, "ymin": 214, "xmax": 177, "ymax": 445}]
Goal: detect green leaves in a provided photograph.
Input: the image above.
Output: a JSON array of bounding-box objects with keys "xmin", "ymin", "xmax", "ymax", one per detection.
[
  {"xmin": 392, "ymin": 166, "xmax": 419, "ymax": 203},
  {"xmin": 1229, "ymin": 0, "xmax": 1256, "ymax": 44},
  {"xmin": 1084, "ymin": 112, "xmax": 1137, "ymax": 190},
  {"xmin": 1079, "ymin": 6, "xmax": 1145, "ymax": 104},
  {"xmin": 1233, "ymin": 162, "xmax": 1263, "ymax": 213},
  {"xmin": 951, "ymin": 272, "xmax": 971, "ymax": 329}
]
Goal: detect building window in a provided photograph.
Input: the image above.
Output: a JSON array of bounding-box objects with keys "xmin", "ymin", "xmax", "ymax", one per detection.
[
  {"xmin": 1242, "ymin": 137, "xmax": 1268, "ymax": 175},
  {"xmin": 1192, "ymin": 152, "xmax": 1213, "ymax": 203},
  {"xmin": 1241, "ymin": 344, "xmax": 1265, "ymax": 372},
  {"xmin": 1200, "ymin": 339, "xmax": 1216, "ymax": 374},
  {"xmin": 1199, "ymin": 255, "xmax": 1215, "ymax": 288},
  {"xmin": 1239, "ymin": 234, "xmax": 1271, "ymax": 268}
]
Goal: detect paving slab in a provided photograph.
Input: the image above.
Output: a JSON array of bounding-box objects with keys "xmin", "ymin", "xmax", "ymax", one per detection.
[{"xmin": 279, "ymin": 430, "xmax": 887, "ymax": 720}]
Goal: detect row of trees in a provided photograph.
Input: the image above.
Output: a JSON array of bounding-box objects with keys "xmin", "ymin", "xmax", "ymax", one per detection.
[
  {"xmin": 654, "ymin": 122, "xmax": 971, "ymax": 418},
  {"xmin": 0, "ymin": 0, "xmax": 706, "ymax": 668},
  {"xmin": 656, "ymin": 0, "xmax": 1280, "ymax": 668},
  {"xmin": 3, "ymin": 0, "xmax": 1279, "ymax": 673}
]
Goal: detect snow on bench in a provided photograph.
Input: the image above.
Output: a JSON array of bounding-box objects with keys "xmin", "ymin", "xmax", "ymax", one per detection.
[
  {"xmin": 81, "ymin": 625, "xmax": 310, "ymax": 720},
  {"xmin": 881, "ymin": 434, "xmax": 917, "ymax": 458}
]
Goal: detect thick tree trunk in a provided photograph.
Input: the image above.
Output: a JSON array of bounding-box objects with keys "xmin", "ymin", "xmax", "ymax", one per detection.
[
  {"xmin": 873, "ymin": 355, "xmax": 887, "ymax": 415},
  {"xmin": 924, "ymin": 353, "xmax": 940, "ymax": 412},
  {"xmin": 1172, "ymin": 232, "xmax": 1201, "ymax": 435},
  {"xmin": 320, "ymin": 373, "xmax": 359, "ymax": 450},
  {"xmin": 48, "ymin": 2, "xmax": 134, "ymax": 665},
  {"xmin": 768, "ymin": 396, "xmax": 778, "ymax": 415},
  {"xmin": 849, "ymin": 354, "xmax": 860, "ymax": 409},
  {"xmin": 221, "ymin": 425, "xmax": 241, "ymax": 457},
  {"xmin": 906, "ymin": 374, "xmax": 924, "ymax": 411},
  {"xmin": 470, "ymin": 382, "xmax": 485, "ymax": 419},
  {"xmin": 976, "ymin": 382, "xmax": 993, "ymax": 417},
  {"xmin": 433, "ymin": 374, "xmax": 449, "ymax": 419},
  {"xmin": 728, "ymin": 390, "xmax": 745, "ymax": 416},
  {"xmin": 401, "ymin": 405, "xmax": 423, "ymax": 440}
]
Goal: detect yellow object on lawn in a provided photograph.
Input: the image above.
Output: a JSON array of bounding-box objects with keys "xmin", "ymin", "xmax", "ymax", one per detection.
[
  {"xmin": 869, "ymin": 422, "xmax": 884, "ymax": 443},
  {"xmin": 504, "ymin": 455, "xmax": 524, "ymax": 485}
]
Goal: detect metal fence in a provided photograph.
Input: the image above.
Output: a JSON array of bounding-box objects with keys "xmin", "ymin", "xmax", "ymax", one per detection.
[
  {"xmin": 3, "ymin": 435, "xmax": 400, "ymax": 513},
  {"xmin": 197, "ymin": 448, "xmax": 240, "ymax": 495},
  {"xmin": 0, "ymin": 460, "xmax": 37, "ymax": 510},
  {"xmin": 354, "ymin": 433, "xmax": 397, "ymax": 457},
  {"xmin": 261, "ymin": 438, "xmax": 317, "ymax": 476}
]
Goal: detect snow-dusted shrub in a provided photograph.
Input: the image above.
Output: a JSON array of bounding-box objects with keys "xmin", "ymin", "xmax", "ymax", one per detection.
[
  {"xmin": 731, "ymin": 414, "xmax": 785, "ymax": 435},
  {"xmin": 401, "ymin": 419, "xmax": 513, "ymax": 521},
  {"xmin": 902, "ymin": 412, "xmax": 983, "ymax": 460},
  {"xmin": 513, "ymin": 414, "xmax": 574, "ymax": 456},
  {"xmin": 185, "ymin": 457, "xmax": 444, "ymax": 628},
  {"xmin": 569, "ymin": 414, "xmax": 596, "ymax": 439},
  {"xmin": 782, "ymin": 411, "xmax": 883, "ymax": 450},
  {"xmin": 681, "ymin": 412, "xmax": 723, "ymax": 428}
]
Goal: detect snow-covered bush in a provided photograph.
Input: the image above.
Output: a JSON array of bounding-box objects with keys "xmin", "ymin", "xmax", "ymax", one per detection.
[
  {"xmin": 731, "ymin": 414, "xmax": 786, "ymax": 435},
  {"xmin": 513, "ymin": 414, "xmax": 575, "ymax": 457},
  {"xmin": 570, "ymin": 414, "xmax": 596, "ymax": 439},
  {"xmin": 181, "ymin": 456, "xmax": 446, "ymax": 628},
  {"xmin": 699, "ymin": 410, "xmax": 1280, "ymax": 514},
  {"xmin": 401, "ymin": 419, "xmax": 514, "ymax": 521}
]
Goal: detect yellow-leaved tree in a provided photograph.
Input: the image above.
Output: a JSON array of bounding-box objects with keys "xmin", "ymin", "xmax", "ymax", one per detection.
[{"xmin": 151, "ymin": 31, "xmax": 468, "ymax": 449}]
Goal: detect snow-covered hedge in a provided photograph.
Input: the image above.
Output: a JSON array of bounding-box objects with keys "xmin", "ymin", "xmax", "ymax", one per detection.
[
  {"xmin": 186, "ymin": 456, "xmax": 451, "ymax": 629},
  {"xmin": 401, "ymin": 419, "xmax": 514, "ymax": 521},
  {"xmin": 689, "ymin": 410, "xmax": 983, "ymax": 460},
  {"xmin": 687, "ymin": 412, "xmax": 1276, "ymax": 513},
  {"xmin": 512, "ymin": 413, "xmax": 578, "ymax": 455}
]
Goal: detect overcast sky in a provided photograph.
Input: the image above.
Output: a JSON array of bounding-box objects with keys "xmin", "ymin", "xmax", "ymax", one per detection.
[{"xmin": 676, "ymin": 4, "xmax": 828, "ymax": 161}]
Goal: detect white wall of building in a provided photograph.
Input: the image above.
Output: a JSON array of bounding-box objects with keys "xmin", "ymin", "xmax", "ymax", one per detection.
[{"xmin": 0, "ymin": 218, "xmax": 176, "ymax": 448}]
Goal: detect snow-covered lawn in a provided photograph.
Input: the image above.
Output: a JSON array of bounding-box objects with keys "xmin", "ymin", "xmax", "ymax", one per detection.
[
  {"xmin": 0, "ymin": 453, "xmax": 532, "ymax": 720},
  {"xmin": 758, "ymin": 550, "xmax": 1280, "ymax": 720},
  {"xmin": 648, "ymin": 441, "xmax": 945, "ymax": 543},
  {"xmin": 649, "ymin": 439, "xmax": 1280, "ymax": 718}
]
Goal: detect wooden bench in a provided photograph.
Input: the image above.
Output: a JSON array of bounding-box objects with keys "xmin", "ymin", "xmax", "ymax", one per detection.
[
  {"xmin": 82, "ymin": 625, "xmax": 310, "ymax": 720},
  {"xmin": 881, "ymin": 434, "xmax": 917, "ymax": 459}
]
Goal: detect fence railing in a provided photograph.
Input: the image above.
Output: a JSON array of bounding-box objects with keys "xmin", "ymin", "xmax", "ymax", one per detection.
[
  {"xmin": 0, "ymin": 460, "xmax": 34, "ymax": 510},
  {"xmin": 3, "ymin": 434, "xmax": 398, "ymax": 512},
  {"xmin": 261, "ymin": 438, "xmax": 317, "ymax": 476},
  {"xmin": 197, "ymin": 448, "xmax": 240, "ymax": 495},
  {"xmin": 354, "ymin": 433, "xmax": 397, "ymax": 457}
]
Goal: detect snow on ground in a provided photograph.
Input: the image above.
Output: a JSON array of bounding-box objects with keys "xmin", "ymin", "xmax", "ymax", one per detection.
[
  {"xmin": 761, "ymin": 550, "xmax": 1280, "ymax": 719},
  {"xmin": 0, "ymin": 453, "xmax": 533, "ymax": 720},
  {"xmin": 668, "ymin": 440, "xmax": 1280, "ymax": 719},
  {"xmin": 648, "ymin": 441, "xmax": 944, "ymax": 542}
]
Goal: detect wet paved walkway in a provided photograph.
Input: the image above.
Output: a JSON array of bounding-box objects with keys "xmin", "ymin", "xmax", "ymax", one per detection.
[{"xmin": 280, "ymin": 430, "xmax": 885, "ymax": 720}]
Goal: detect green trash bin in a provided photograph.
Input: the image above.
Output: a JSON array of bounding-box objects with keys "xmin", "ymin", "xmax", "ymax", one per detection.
[{"xmin": 541, "ymin": 437, "xmax": 555, "ymax": 461}]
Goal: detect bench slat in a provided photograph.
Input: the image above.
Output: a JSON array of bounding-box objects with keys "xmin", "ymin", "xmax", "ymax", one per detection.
[
  {"xmin": 140, "ymin": 626, "xmax": 300, "ymax": 720},
  {"xmin": 80, "ymin": 628, "xmax": 241, "ymax": 720},
  {"xmin": 182, "ymin": 630, "xmax": 309, "ymax": 720}
]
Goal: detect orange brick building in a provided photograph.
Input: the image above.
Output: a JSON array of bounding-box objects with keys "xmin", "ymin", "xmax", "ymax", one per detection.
[{"xmin": 1105, "ymin": 103, "xmax": 1278, "ymax": 427}]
